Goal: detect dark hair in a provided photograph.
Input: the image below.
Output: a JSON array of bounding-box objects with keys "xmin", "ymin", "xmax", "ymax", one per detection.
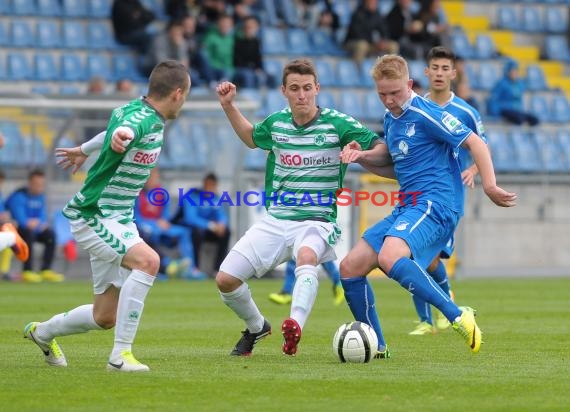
[
  {"xmin": 28, "ymin": 169, "xmax": 45, "ymax": 180},
  {"xmin": 204, "ymin": 172, "xmax": 218, "ymax": 183},
  {"xmin": 426, "ymin": 46, "xmax": 456, "ymax": 66},
  {"xmin": 282, "ymin": 59, "xmax": 318, "ymax": 86},
  {"xmin": 148, "ymin": 60, "xmax": 189, "ymax": 99}
]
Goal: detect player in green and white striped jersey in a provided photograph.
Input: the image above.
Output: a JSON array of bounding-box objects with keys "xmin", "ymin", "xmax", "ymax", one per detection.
[
  {"xmin": 215, "ymin": 59, "xmax": 387, "ymax": 357},
  {"xmin": 24, "ymin": 60, "xmax": 191, "ymax": 372}
]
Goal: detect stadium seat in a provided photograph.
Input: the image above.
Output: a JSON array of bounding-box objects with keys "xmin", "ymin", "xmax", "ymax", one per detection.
[
  {"xmin": 36, "ymin": 20, "xmax": 62, "ymax": 48},
  {"xmin": 87, "ymin": 21, "xmax": 115, "ymax": 50},
  {"xmin": 87, "ymin": 54, "xmax": 113, "ymax": 81},
  {"xmin": 512, "ymin": 131, "xmax": 542, "ymax": 172},
  {"xmin": 113, "ymin": 54, "xmax": 145, "ymax": 82},
  {"xmin": 34, "ymin": 53, "xmax": 59, "ymax": 81},
  {"xmin": 0, "ymin": 21, "xmax": 8, "ymax": 47},
  {"xmin": 317, "ymin": 90, "xmax": 336, "ymax": 110},
  {"xmin": 89, "ymin": 0, "xmax": 111, "ymax": 18},
  {"xmin": 23, "ymin": 137, "xmax": 48, "ymax": 166},
  {"xmin": 31, "ymin": 85, "xmax": 53, "ymax": 95},
  {"xmin": 264, "ymin": 89, "xmax": 287, "ymax": 116},
  {"xmin": 314, "ymin": 59, "xmax": 335, "ymax": 87},
  {"xmin": 363, "ymin": 90, "xmax": 387, "ymax": 123},
  {"xmin": 486, "ymin": 129, "xmax": 516, "ymax": 172},
  {"xmin": 7, "ymin": 52, "xmax": 32, "ymax": 80},
  {"xmin": 544, "ymin": 7, "xmax": 568, "ymax": 34},
  {"xmin": 244, "ymin": 149, "xmax": 267, "ymax": 170},
  {"xmin": 277, "ymin": 1, "xmax": 299, "ymax": 27},
  {"xmin": 528, "ymin": 94, "xmax": 551, "ymax": 122},
  {"xmin": 259, "ymin": 0, "xmax": 279, "ymax": 26},
  {"xmin": 408, "ymin": 60, "xmax": 425, "ymax": 84},
  {"xmin": 37, "ymin": 0, "xmax": 62, "ymax": 17},
  {"xmin": 338, "ymin": 92, "xmax": 365, "ymax": 119},
  {"xmin": 550, "ymin": 94, "xmax": 570, "ymax": 123},
  {"xmin": 165, "ymin": 124, "xmax": 195, "ymax": 168},
  {"xmin": 287, "ymin": 29, "xmax": 311, "ymax": 55},
  {"xmin": 520, "ymin": 6, "xmax": 544, "ymax": 33},
  {"xmin": 59, "ymin": 84, "xmax": 81, "ymax": 95},
  {"xmin": 359, "ymin": 58, "xmax": 375, "ymax": 87},
  {"xmin": 474, "ymin": 35, "xmax": 497, "ymax": 59},
  {"xmin": 336, "ymin": 60, "xmax": 362, "ymax": 88},
  {"xmin": 525, "ymin": 65, "xmax": 548, "ymax": 91},
  {"xmin": 62, "ymin": 0, "xmax": 88, "ymax": 18},
  {"xmin": 261, "ymin": 27, "xmax": 288, "ymax": 55},
  {"xmin": 310, "ymin": 30, "xmax": 345, "ymax": 56},
  {"xmin": 536, "ymin": 131, "xmax": 568, "ymax": 172},
  {"xmin": 62, "ymin": 21, "xmax": 87, "ymax": 49},
  {"xmin": 497, "ymin": 6, "xmax": 520, "ymax": 31},
  {"xmin": 60, "ymin": 53, "xmax": 86, "ymax": 81},
  {"xmin": 0, "ymin": 54, "xmax": 6, "ymax": 80},
  {"xmin": 11, "ymin": 20, "xmax": 34, "ymax": 48},
  {"xmin": 478, "ymin": 64, "xmax": 499, "ymax": 91},
  {"xmin": 263, "ymin": 58, "xmax": 283, "ymax": 83},
  {"xmin": 189, "ymin": 122, "xmax": 210, "ymax": 168},
  {"xmin": 333, "ymin": 1, "xmax": 352, "ymax": 28},
  {"xmin": 450, "ymin": 30, "xmax": 475, "ymax": 59},
  {"xmin": 544, "ymin": 36, "xmax": 570, "ymax": 62},
  {"xmin": 0, "ymin": 127, "xmax": 23, "ymax": 167},
  {"xmin": 12, "ymin": 0, "xmax": 36, "ymax": 15}
]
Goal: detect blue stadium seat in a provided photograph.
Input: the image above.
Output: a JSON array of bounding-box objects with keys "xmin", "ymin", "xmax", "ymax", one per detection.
[
  {"xmin": 512, "ymin": 131, "xmax": 542, "ymax": 172},
  {"xmin": 557, "ymin": 130, "xmax": 570, "ymax": 158},
  {"xmin": 37, "ymin": 0, "xmax": 62, "ymax": 17},
  {"xmin": 34, "ymin": 53, "xmax": 59, "ymax": 80},
  {"xmin": 287, "ymin": 28, "xmax": 311, "ymax": 55},
  {"xmin": 60, "ymin": 53, "xmax": 86, "ymax": 81},
  {"xmin": 62, "ymin": 0, "xmax": 88, "ymax": 18},
  {"xmin": 0, "ymin": 54, "xmax": 7, "ymax": 80},
  {"xmin": 336, "ymin": 60, "xmax": 362, "ymax": 88},
  {"xmin": 59, "ymin": 84, "xmax": 81, "ymax": 95},
  {"xmin": 7, "ymin": 52, "xmax": 32, "ymax": 80},
  {"xmin": 317, "ymin": 90, "xmax": 336, "ymax": 109},
  {"xmin": 497, "ymin": 6, "xmax": 520, "ymax": 31},
  {"xmin": 520, "ymin": 6, "xmax": 544, "ymax": 33},
  {"xmin": 478, "ymin": 64, "xmax": 499, "ymax": 91},
  {"xmin": 88, "ymin": 21, "xmax": 115, "ymax": 50},
  {"xmin": 364, "ymin": 90, "xmax": 386, "ymax": 123},
  {"xmin": 310, "ymin": 30, "xmax": 345, "ymax": 56},
  {"xmin": 536, "ymin": 131, "xmax": 568, "ymax": 172},
  {"xmin": 0, "ymin": 21, "xmax": 8, "ymax": 47},
  {"xmin": 166, "ymin": 124, "xmax": 195, "ymax": 168},
  {"xmin": 62, "ymin": 21, "xmax": 87, "ymax": 49},
  {"xmin": 36, "ymin": 20, "xmax": 61, "ymax": 48},
  {"xmin": 261, "ymin": 27, "xmax": 288, "ymax": 55},
  {"xmin": 408, "ymin": 60, "xmax": 425, "ymax": 84},
  {"xmin": 188, "ymin": 122, "xmax": 210, "ymax": 168},
  {"xmin": 113, "ymin": 54, "xmax": 145, "ymax": 82},
  {"xmin": 12, "ymin": 0, "xmax": 36, "ymax": 15},
  {"xmin": 277, "ymin": 1, "xmax": 299, "ymax": 27},
  {"xmin": 23, "ymin": 137, "xmax": 48, "ymax": 166},
  {"xmin": 333, "ymin": 1, "xmax": 352, "ymax": 28},
  {"xmin": 544, "ymin": 7, "xmax": 568, "ymax": 34},
  {"xmin": 314, "ymin": 59, "xmax": 335, "ymax": 87},
  {"xmin": 525, "ymin": 65, "xmax": 548, "ymax": 91},
  {"xmin": 244, "ymin": 149, "xmax": 267, "ymax": 170},
  {"xmin": 464, "ymin": 63, "xmax": 480, "ymax": 90},
  {"xmin": 550, "ymin": 94, "xmax": 570, "ymax": 123},
  {"xmin": 450, "ymin": 31, "xmax": 475, "ymax": 59},
  {"xmin": 338, "ymin": 92, "xmax": 365, "ymax": 119},
  {"xmin": 528, "ymin": 94, "xmax": 551, "ymax": 122},
  {"xmin": 87, "ymin": 54, "xmax": 113, "ymax": 81},
  {"xmin": 486, "ymin": 129, "xmax": 516, "ymax": 172},
  {"xmin": 89, "ymin": 0, "xmax": 111, "ymax": 18},
  {"xmin": 0, "ymin": 125, "xmax": 23, "ymax": 167},
  {"xmin": 263, "ymin": 58, "xmax": 283, "ymax": 83},
  {"xmin": 31, "ymin": 85, "xmax": 53, "ymax": 95},
  {"xmin": 474, "ymin": 35, "xmax": 497, "ymax": 59},
  {"xmin": 264, "ymin": 89, "xmax": 287, "ymax": 116},
  {"xmin": 360, "ymin": 58, "xmax": 375, "ymax": 87},
  {"xmin": 259, "ymin": 0, "xmax": 279, "ymax": 26},
  {"xmin": 11, "ymin": 20, "xmax": 34, "ymax": 48},
  {"xmin": 544, "ymin": 36, "xmax": 570, "ymax": 62}
]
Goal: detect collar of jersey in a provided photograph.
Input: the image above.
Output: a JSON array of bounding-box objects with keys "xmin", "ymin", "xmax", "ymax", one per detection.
[{"xmin": 423, "ymin": 91, "xmax": 455, "ymax": 107}]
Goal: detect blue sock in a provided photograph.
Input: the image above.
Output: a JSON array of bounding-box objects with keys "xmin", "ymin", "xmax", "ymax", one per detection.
[
  {"xmin": 388, "ymin": 257, "xmax": 461, "ymax": 322},
  {"xmin": 412, "ymin": 294, "xmax": 432, "ymax": 324},
  {"xmin": 430, "ymin": 260, "xmax": 450, "ymax": 296},
  {"xmin": 341, "ymin": 277, "xmax": 387, "ymax": 350},
  {"xmin": 282, "ymin": 260, "xmax": 296, "ymax": 295},
  {"xmin": 412, "ymin": 260, "xmax": 450, "ymax": 323},
  {"xmin": 322, "ymin": 261, "xmax": 341, "ymax": 287}
]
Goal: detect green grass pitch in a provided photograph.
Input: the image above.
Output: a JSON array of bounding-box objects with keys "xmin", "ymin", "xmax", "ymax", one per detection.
[{"xmin": 1, "ymin": 277, "xmax": 568, "ymax": 411}]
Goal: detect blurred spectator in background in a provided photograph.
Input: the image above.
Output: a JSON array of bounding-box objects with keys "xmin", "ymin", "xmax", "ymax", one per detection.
[
  {"xmin": 140, "ymin": 19, "xmax": 189, "ymax": 76},
  {"xmin": 202, "ymin": 13, "xmax": 236, "ymax": 84},
  {"xmin": 410, "ymin": 0, "xmax": 450, "ymax": 59},
  {"xmin": 488, "ymin": 59, "xmax": 539, "ymax": 126},
  {"xmin": 316, "ymin": 1, "xmax": 340, "ymax": 40},
  {"xmin": 165, "ymin": 0, "xmax": 201, "ymax": 20},
  {"xmin": 386, "ymin": 0, "xmax": 425, "ymax": 60},
  {"xmin": 295, "ymin": 0, "xmax": 321, "ymax": 30},
  {"xmin": 174, "ymin": 173, "xmax": 230, "ymax": 274},
  {"xmin": 115, "ymin": 78, "xmax": 136, "ymax": 98},
  {"xmin": 231, "ymin": 0, "xmax": 263, "ymax": 27},
  {"xmin": 182, "ymin": 15, "xmax": 216, "ymax": 87},
  {"xmin": 343, "ymin": 0, "xmax": 399, "ymax": 64},
  {"xmin": 84, "ymin": 77, "xmax": 108, "ymax": 142},
  {"xmin": 112, "ymin": 0, "xmax": 156, "ymax": 54},
  {"xmin": 453, "ymin": 56, "xmax": 479, "ymax": 111},
  {"xmin": 198, "ymin": 0, "xmax": 228, "ymax": 33},
  {"xmin": 233, "ymin": 16, "xmax": 276, "ymax": 89},
  {"xmin": 6, "ymin": 170, "xmax": 64, "ymax": 283}
]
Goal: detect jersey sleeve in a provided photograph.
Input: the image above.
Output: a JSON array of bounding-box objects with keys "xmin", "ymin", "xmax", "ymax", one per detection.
[
  {"xmin": 337, "ymin": 113, "xmax": 379, "ymax": 150},
  {"xmin": 252, "ymin": 115, "xmax": 274, "ymax": 150},
  {"xmin": 425, "ymin": 109, "xmax": 473, "ymax": 149}
]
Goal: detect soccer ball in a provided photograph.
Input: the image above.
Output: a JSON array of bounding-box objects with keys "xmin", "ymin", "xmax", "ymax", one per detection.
[{"xmin": 332, "ymin": 321, "xmax": 378, "ymax": 363}]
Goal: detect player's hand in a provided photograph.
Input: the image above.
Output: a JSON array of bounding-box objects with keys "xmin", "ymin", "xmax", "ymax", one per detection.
[
  {"xmin": 55, "ymin": 146, "xmax": 87, "ymax": 174},
  {"xmin": 111, "ymin": 130, "xmax": 133, "ymax": 153},
  {"xmin": 216, "ymin": 81, "xmax": 237, "ymax": 106},
  {"xmin": 484, "ymin": 185, "xmax": 517, "ymax": 207},
  {"xmin": 461, "ymin": 168, "xmax": 476, "ymax": 188},
  {"xmin": 340, "ymin": 141, "xmax": 364, "ymax": 164}
]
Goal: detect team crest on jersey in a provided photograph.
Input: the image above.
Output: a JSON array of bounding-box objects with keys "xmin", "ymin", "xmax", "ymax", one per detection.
[
  {"xmin": 404, "ymin": 123, "xmax": 415, "ymax": 137},
  {"xmin": 151, "ymin": 123, "xmax": 162, "ymax": 131},
  {"xmin": 398, "ymin": 140, "xmax": 409, "ymax": 155},
  {"xmin": 121, "ymin": 231, "xmax": 135, "ymax": 240},
  {"xmin": 314, "ymin": 134, "xmax": 326, "ymax": 146},
  {"xmin": 395, "ymin": 220, "xmax": 409, "ymax": 231}
]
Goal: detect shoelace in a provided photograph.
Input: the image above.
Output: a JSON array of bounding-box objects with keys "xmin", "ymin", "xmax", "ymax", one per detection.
[
  {"xmin": 48, "ymin": 340, "xmax": 64, "ymax": 358},
  {"xmin": 122, "ymin": 351, "xmax": 142, "ymax": 364}
]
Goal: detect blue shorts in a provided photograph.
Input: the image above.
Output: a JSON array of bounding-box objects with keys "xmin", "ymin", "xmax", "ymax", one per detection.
[
  {"xmin": 362, "ymin": 201, "xmax": 459, "ymax": 270},
  {"xmin": 439, "ymin": 235, "xmax": 455, "ymax": 259}
]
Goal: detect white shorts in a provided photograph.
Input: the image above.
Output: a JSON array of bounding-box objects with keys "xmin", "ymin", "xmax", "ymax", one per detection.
[
  {"xmin": 220, "ymin": 214, "xmax": 340, "ymax": 281},
  {"xmin": 69, "ymin": 216, "xmax": 144, "ymax": 294}
]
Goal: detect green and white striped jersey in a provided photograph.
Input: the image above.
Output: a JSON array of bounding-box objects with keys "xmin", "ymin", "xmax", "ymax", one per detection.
[
  {"xmin": 63, "ymin": 99, "xmax": 164, "ymax": 224},
  {"xmin": 253, "ymin": 107, "xmax": 377, "ymax": 222}
]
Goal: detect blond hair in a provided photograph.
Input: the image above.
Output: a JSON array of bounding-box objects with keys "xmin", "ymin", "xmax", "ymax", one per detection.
[{"xmin": 370, "ymin": 55, "xmax": 409, "ymax": 81}]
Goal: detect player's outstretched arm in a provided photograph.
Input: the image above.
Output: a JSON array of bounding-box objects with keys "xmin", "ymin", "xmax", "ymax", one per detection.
[
  {"xmin": 216, "ymin": 81, "xmax": 255, "ymax": 148},
  {"xmin": 463, "ymin": 133, "xmax": 517, "ymax": 207},
  {"xmin": 55, "ymin": 130, "xmax": 106, "ymax": 174},
  {"xmin": 341, "ymin": 141, "xmax": 395, "ymax": 179}
]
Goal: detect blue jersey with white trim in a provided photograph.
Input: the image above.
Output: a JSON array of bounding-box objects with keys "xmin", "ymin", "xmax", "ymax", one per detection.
[
  {"xmin": 427, "ymin": 92, "xmax": 487, "ymax": 171},
  {"xmin": 382, "ymin": 92, "xmax": 472, "ymax": 215}
]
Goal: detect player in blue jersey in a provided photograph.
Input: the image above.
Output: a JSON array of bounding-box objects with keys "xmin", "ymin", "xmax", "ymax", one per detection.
[
  {"xmin": 339, "ymin": 54, "xmax": 516, "ymax": 357},
  {"xmin": 408, "ymin": 46, "xmax": 489, "ymax": 335}
]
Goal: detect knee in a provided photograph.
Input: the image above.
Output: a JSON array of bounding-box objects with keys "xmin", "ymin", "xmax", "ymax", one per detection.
[
  {"xmin": 93, "ymin": 312, "xmax": 115, "ymax": 329},
  {"xmin": 296, "ymin": 247, "xmax": 317, "ymax": 266},
  {"xmin": 215, "ymin": 271, "xmax": 241, "ymax": 293},
  {"xmin": 339, "ymin": 256, "xmax": 357, "ymax": 278},
  {"xmin": 377, "ymin": 250, "xmax": 398, "ymax": 274},
  {"xmin": 131, "ymin": 248, "xmax": 161, "ymax": 275}
]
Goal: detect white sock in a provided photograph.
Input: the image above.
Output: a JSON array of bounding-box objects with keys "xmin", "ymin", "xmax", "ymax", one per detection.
[
  {"xmin": 111, "ymin": 270, "xmax": 154, "ymax": 360},
  {"xmin": 220, "ymin": 283, "xmax": 264, "ymax": 333},
  {"xmin": 0, "ymin": 232, "xmax": 16, "ymax": 250},
  {"xmin": 290, "ymin": 265, "xmax": 319, "ymax": 329},
  {"xmin": 36, "ymin": 304, "xmax": 102, "ymax": 342}
]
